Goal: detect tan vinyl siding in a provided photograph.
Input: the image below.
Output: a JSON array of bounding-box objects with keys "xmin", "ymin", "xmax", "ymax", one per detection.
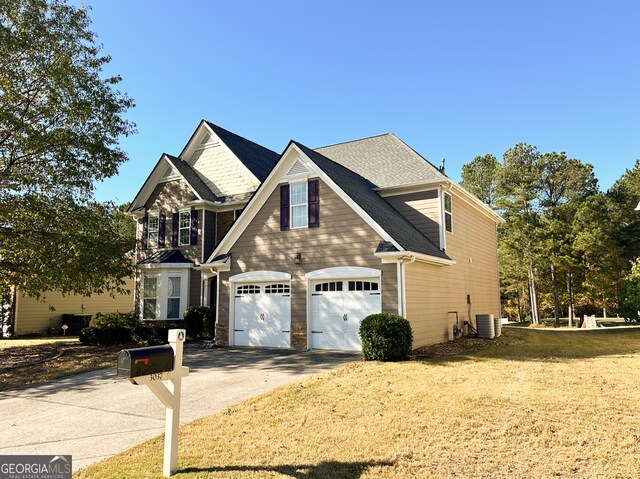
[
  {"xmin": 140, "ymin": 179, "xmax": 202, "ymax": 264},
  {"xmin": 405, "ymin": 191, "xmax": 500, "ymax": 347},
  {"xmin": 188, "ymin": 144, "xmax": 258, "ymax": 197},
  {"xmin": 203, "ymin": 210, "xmax": 217, "ymax": 261},
  {"xmin": 216, "ymin": 211, "xmax": 234, "ymax": 244},
  {"xmin": 218, "ymin": 179, "xmax": 397, "ymax": 348},
  {"xmin": 15, "ymin": 277, "xmax": 135, "ymax": 334},
  {"xmin": 385, "ymin": 190, "xmax": 441, "ymax": 247},
  {"xmin": 189, "ymin": 270, "xmax": 202, "ymax": 308}
]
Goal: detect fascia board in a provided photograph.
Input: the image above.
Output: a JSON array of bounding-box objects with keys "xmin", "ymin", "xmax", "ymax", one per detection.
[
  {"xmin": 449, "ymin": 182, "xmax": 505, "ymax": 224},
  {"xmin": 163, "ymin": 154, "xmax": 203, "ymax": 201},
  {"xmin": 129, "ymin": 156, "xmax": 167, "ymax": 211},
  {"xmin": 180, "ymin": 121, "xmax": 261, "ymax": 185},
  {"xmin": 374, "ymin": 251, "xmax": 456, "ymax": 267},
  {"xmin": 138, "ymin": 263, "xmax": 194, "ymax": 270}
]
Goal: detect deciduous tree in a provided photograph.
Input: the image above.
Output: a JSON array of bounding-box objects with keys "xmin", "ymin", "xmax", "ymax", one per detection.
[{"xmin": 0, "ymin": 0, "xmax": 135, "ymax": 333}]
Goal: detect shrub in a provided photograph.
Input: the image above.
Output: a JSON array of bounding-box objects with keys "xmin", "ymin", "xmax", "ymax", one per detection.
[
  {"xmin": 133, "ymin": 320, "xmax": 184, "ymax": 345},
  {"xmin": 183, "ymin": 306, "xmax": 214, "ymax": 339},
  {"xmin": 79, "ymin": 326, "xmax": 132, "ymax": 346},
  {"xmin": 91, "ymin": 312, "xmax": 138, "ymax": 329},
  {"xmin": 80, "ymin": 312, "xmax": 138, "ymax": 345},
  {"xmin": 359, "ymin": 313, "xmax": 413, "ymax": 361}
]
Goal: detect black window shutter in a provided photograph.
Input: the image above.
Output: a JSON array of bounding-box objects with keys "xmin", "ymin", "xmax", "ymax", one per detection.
[
  {"xmin": 190, "ymin": 210, "xmax": 198, "ymax": 245},
  {"xmin": 280, "ymin": 184, "xmax": 290, "ymax": 231},
  {"xmin": 308, "ymin": 179, "xmax": 319, "ymax": 228},
  {"xmin": 158, "ymin": 213, "xmax": 166, "ymax": 248},
  {"xmin": 141, "ymin": 216, "xmax": 148, "ymax": 249},
  {"xmin": 172, "ymin": 213, "xmax": 179, "ymax": 247}
]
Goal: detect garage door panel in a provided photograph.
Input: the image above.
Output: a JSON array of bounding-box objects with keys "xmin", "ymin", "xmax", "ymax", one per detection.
[
  {"xmin": 234, "ymin": 282, "xmax": 290, "ymax": 348},
  {"xmin": 310, "ymin": 278, "xmax": 381, "ymax": 351}
]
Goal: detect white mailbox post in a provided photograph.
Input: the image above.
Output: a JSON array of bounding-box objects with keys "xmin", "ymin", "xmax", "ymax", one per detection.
[{"xmin": 117, "ymin": 329, "xmax": 189, "ymax": 477}]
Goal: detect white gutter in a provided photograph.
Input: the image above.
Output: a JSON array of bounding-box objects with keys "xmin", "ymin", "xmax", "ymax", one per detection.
[
  {"xmin": 375, "ymin": 251, "xmax": 455, "ymax": 267},
  {"xmin": 396, "ymin": 254, "xmax": 416, "ymax": 317}
]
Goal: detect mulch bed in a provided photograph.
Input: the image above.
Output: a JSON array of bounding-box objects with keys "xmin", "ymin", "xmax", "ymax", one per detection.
[
  {"xmin": 0, "ymin": 342, "xmax": 129, "ymax": 391},
  {"xmin": 412, "ymin": 328, "xmax": 523, "ymax": 358}
]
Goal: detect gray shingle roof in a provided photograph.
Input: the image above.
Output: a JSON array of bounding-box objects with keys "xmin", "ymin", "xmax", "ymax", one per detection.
[
  {"xmin": 205, "ymin": 121, "xmax": 280, "ymax": 181},
  {"xmin": 314, "ymin": 133, "xmax": 447, "ymax": 188},
  {"xmin": 294, "ymin": 142, "xmax": 450, "ymax": 260},
  {"xmin": 138, "ymin": 249, "xmax": 194, "ymax": 265},
  {"xmin": 165, "ymin": 154, "xmax": 218, "ymax": 202}
]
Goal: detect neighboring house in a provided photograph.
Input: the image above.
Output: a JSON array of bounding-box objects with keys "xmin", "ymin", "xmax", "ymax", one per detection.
[
  {"xmin": 13, "ymin": 279, "xmax": 134, "ymax": 335},
  {"xmin": 130, "ymin": 121, "xmax": 503, "ymax": 351}
]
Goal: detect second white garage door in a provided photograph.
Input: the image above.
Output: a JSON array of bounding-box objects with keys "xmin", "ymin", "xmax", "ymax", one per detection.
[
  {"xmin": 310, "ymin": 279, "xmax": 381, "ymax": 351},
  {"xmin": 233, "ymin": 282, "xmax": 291, "ymax": 348}
]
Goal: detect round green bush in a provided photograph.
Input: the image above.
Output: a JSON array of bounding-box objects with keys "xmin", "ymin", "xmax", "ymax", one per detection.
[
  {"xmin": 359, "ymin": 313, "xmax": 413, "ymax": 361},
  {"xmin": 90, "ymin": 312, "xmax": 138, "ymax": 329}
]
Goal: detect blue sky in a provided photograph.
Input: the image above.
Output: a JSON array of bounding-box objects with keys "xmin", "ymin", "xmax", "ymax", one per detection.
[{"xmin": 85, "ymin": 0, "xmax": 640, "ymax": 204}]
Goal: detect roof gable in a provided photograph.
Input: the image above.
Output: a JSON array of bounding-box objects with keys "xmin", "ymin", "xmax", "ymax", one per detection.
[
  {"xmin": 314, "ymin": 133, "xmax": 447, "ymax": 188},
  {"xmin": 294, "ymin": 143, "xmax": 450, "ymax": 260},
  {"xmin": 206, "ymin": 140, "xmax": 451, "ymax": 265},
  {"xmin": 128, "ymin": 154, "xmax": 213, "ymax": 212},
  {"xmin": 178, "ymin": 121, "xmax": 280, "ymax": 198},
  {"xmin": 204, "ymin": 121, "xmax": 280, "ymax": 182}
]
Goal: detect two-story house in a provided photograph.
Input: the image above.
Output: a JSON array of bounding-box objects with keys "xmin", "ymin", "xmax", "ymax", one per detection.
[
  {"xmin": 127, "ymin": 121, "xmax": 279, "ymax": 322},
  {"xmin": 130, "ymin": 121, "xmax": 503, "ymax": 351}
]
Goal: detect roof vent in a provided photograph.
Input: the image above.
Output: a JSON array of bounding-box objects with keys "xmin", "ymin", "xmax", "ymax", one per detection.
[{"xmin": 287, "ymin": 159, "xmax": 310, "ymax": 176}]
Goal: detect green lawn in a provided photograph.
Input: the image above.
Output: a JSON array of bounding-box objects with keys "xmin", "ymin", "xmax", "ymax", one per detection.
[{"xmin": 77, "ymin": 328, "xmax": 640, "ymax": 479}]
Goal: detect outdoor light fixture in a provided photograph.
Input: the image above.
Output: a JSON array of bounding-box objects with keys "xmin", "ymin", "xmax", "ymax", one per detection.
[{"xmin": 294, "ymin": 251, "xmax": 302, "ymax": 264}]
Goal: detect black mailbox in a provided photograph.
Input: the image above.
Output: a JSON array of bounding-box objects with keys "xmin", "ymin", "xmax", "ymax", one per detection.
[{"xmin": 117, "ymin": 344, "xmax": 174, "ymax": 378}]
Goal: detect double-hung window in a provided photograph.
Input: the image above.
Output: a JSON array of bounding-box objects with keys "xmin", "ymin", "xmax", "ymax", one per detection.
[
  {"xmin": 143, "ymin": 276, "xmax": 159, "ymax": 319},
  {"xmin": 290, "ymin": 182, "xmax": 308, "ymax": 229},
  {"xmin": 147, "ymin": 213, "xmax": 159, "ymax": 248},
  {"xmin": 178, "ymin": 210, "xmax": 191, "ymax": 245},
  {"xmin": 166, "ymin": 276, "xmax": 182, "ymax": 319},
  {"xmin": 444, "ymin": 192, "xmax": 453, "ymax": 233}
]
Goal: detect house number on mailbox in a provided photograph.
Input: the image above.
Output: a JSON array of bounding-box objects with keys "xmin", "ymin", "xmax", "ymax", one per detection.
[{"xmin": 150, "ymin": 372, "xmax": 163, "ymax": 381}]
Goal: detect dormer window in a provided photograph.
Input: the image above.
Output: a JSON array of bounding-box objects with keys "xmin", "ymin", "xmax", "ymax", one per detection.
[
  {"xmin": 179, "ymin": 210, "xmax": 191, "ymax": 246},
  {"xmin": 148, "ymin": 213, "xmax": 159, "ymax": 248}
]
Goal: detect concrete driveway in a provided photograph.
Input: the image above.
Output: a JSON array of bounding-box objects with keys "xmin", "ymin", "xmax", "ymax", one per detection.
[{"xmin": 0, "ymin": 346, "xmax": 357, "ymax": 471}]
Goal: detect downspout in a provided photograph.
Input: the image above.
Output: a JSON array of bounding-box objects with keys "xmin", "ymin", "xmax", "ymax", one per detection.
[{"xmin": 397, "ymin": 255, "xmax": 416, "ymax": 318}]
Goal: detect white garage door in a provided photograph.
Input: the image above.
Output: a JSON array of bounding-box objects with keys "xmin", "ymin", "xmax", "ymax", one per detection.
[
  {"xmin": 310, "ymin": 279, "xmax": 381, "ymax": 351},
  {"xmin": 233, "ymin": 282, "xmax": 291, "ymax": 348}
]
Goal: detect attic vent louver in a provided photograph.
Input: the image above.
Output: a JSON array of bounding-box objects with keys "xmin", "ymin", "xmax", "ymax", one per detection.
[
  {"xmin": 161, "ymin": 166, "xmax": 178, "ymax": 178},
  {"xmin": 287, "ymin": 159, "xmax": 310, "ymax": 176}
]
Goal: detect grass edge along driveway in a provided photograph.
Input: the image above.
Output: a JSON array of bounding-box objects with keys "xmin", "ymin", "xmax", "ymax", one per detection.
[{"xmin": 77, "ymin": 328, "xmax": 640, "ymax": 479}]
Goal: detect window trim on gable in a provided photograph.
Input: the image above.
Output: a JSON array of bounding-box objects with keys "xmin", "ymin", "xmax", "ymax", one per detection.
[
  {"xmin": 444, "ymin": 191, "xmax": 453, "ymax": 233},
  {"xmin": 280, "ymin": 178, "xmax": 320, "ymax": 231},
  {"xmin": 290, "ymin": 181, "xmax": 308, "ymax": 229}
]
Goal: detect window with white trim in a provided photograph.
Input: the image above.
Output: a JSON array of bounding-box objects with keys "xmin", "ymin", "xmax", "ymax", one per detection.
[
  {"xmin": 166, "ymin": 276, "xmax": 182, "ymax": 319},
  {"xmin": 348, "ymin": 280, "xmax": 379, "ymax": 291},
  {"xmin": 147, "ymin": 213, "xmax": 159, "ymax": 248},
  {"xmin": 290, "ymin": 182, "xmax": 308, "ymax": 229},
  {"xmin": 315, "ymin": 281, "xmax": 343, "ymax": 292},
  {"xmin": 179, "ymin": 210, "xmax": 191, "ymax": 246},
  {"xmin": 444, "ymin": 192, "xmax": 452, "ymax": 233},
  {"xmin": 143, "ymin": 276, "xmax": 159, "ymax": 319},
  {"xmin": 265, "ymin": 284, "xmax": 290, "ymax": 294},
  {"xmin": 237, "ymin": 285, "xmax": 260, "ymax": 295}
]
